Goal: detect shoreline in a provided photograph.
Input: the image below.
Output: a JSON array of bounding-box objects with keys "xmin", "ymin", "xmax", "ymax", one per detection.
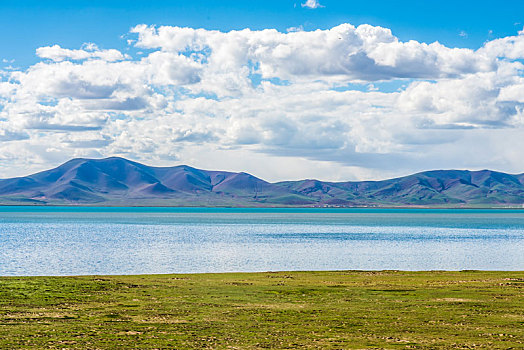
[
  {"xmin": 2, "ymin": 269, "xmax": 524, "ymax": 278},
  {"xmin": 1, "ymin": 204, "xmax": 523, "ymax": 209}
]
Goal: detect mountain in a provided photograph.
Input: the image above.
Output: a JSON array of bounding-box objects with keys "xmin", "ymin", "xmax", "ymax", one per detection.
[
  {"xmin": 0, "ymin": 157, "xmax": 522, "ymax": 207},
  {"xmin": 277, "ymin": 169, "xmax": 524, "ymax": 206}
]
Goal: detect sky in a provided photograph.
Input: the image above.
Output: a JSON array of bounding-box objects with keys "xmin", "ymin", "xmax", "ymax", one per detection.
[{"xmin": 0, "ymin": 0, "xmax": 523, "ymax": 181}]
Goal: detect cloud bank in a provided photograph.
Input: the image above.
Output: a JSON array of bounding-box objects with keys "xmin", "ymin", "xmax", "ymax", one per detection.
[{"xmin": 0, "ymin": 23, "xmax": 523, "ymax": 180}]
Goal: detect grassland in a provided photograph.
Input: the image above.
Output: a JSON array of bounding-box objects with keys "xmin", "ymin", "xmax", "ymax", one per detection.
[{"xmin": 0, "ymin": 271, "xmax": 522, "ymax": 349}]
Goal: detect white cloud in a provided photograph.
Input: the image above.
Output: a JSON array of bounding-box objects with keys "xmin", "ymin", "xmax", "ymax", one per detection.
[
  {"xmin": 301, "ymin": 0, "xmax": 324, "ymax": 9},
  {"xmin": 36, "ymin": 44, "xmax": 127, "ymax": 62},
  {"xmin": 130, "ymin": 23, "xmax": 494, "ymax": 86},
  {"xmin": 286, "ymin": 25, "xmax": 304, "ymax": 33},
  {"xmin": 479, "ymin": 28, "xmax": 524, "ymax": 60},
  {"xmin": 0, "ymin": 24, "xmax": 523, "ymax": 180}
]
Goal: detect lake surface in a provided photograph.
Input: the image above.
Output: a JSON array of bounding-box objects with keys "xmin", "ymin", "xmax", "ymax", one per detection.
[{"xmin": 0, "ymin": 207, "xmax": 523, "ymax": 275}]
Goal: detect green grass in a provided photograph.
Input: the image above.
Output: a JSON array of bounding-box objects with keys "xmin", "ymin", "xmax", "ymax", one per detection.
[{"xmin": 0, "ymin": 271, "xmax": 523, "ymax": 349}]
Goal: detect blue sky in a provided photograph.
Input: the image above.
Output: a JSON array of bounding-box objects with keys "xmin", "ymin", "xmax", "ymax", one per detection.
[
  {"xmin": 2, "ymin": 0, "xmax": 523, "ymax": 67},
  {"xmin": 0, "ymin": 1, "xmax": 523, "ymax": 181}
]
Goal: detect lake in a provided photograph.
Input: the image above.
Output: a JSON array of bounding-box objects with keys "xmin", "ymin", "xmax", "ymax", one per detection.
[{"xmin": 0, "ymin": 207, "xmax": 523, "ymax": 275}]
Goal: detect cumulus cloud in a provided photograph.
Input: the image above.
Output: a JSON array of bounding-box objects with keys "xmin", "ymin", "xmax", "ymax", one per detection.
[
  {"xmin": 0, "ymin": 24, "xmax": 523, "ymax": 180},
  {"xmin": 36, "ymin": 44, "xmax": 127, "ymax": 62},
  {"xmin": 130, "ymin": 23, "xmax": 494, "ymax": 85},
  {"xmin": 479, "ymin": 28, "xmax": 524, "ymax": 60}
]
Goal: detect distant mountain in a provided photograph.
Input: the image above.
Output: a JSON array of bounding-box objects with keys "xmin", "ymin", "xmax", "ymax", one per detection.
[{"xmin": 0, "ymin": 157, "xmax": 522, "ymax": 207}]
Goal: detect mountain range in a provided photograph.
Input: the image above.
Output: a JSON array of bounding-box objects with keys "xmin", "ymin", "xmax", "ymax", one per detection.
[{"xmin": 0, "ymin": 157, "xmax": 523, "ymax": 207}]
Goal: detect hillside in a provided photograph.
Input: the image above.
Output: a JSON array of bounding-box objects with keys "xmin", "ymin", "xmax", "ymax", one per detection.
[{"xmin": 0, "ymin": 157, "xmax": 522, "ymax": 207}]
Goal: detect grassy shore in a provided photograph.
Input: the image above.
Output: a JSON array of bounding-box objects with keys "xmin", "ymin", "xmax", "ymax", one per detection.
[{"xmin": 0, "ymin": 271, "xmax": 522, "ymax": 349}]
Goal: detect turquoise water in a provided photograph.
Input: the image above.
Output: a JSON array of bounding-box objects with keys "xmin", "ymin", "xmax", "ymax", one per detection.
[{"xmin": 0, "ymin": 207, "xmax": 523, "ymax": 275}]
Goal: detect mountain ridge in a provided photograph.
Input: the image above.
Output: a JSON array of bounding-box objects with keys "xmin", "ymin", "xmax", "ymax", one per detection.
[{"xmin": 0, "ymin": 157, "xmax": 522, "ymax": 207}]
